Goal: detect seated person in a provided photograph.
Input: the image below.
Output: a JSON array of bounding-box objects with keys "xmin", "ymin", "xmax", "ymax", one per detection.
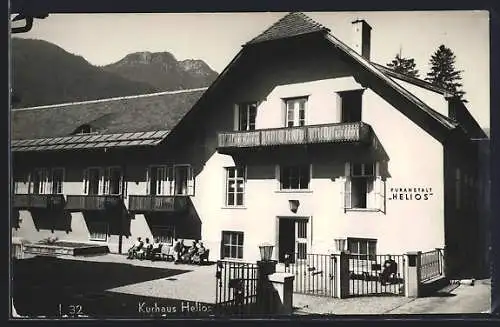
[
  {"xmin": 137, "ymin": 238, "xmax": 153, "ymax": 260},
  {"xmin": 127, "ymin": 237, "xmax": 143, "ymax": 259},
  {"xmin": 151, "ymin": 238, "xmax": 162, "ymax": 259},
  {"xmin": 173, "ymin": 239, "xmax": 185, "ymax": 263},
  {"xmin": 187, "ymin": 241, "xmax": 198, "ymax": 262},
  {"xmin": 192, "ymin": 241, "xmax": 207, "ymax": 265},
  {"xmin": 380, "ymin": 256, "xmax": 398, "ymax": 285}
]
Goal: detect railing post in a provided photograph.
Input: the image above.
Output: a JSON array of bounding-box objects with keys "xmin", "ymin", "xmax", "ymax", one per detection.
[
  {"xmin": 336, "ymin": 251, "xmax": 350, "ymax": 298},
  {"xmin": 405, "ymin": 251, "xmax": 421, "ymax": 297},
  {"xmin": 436, "ymin": 247, "xmax": 446, "ymax": 277}
]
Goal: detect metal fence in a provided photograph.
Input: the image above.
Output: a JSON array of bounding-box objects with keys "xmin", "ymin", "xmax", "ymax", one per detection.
[
  {"xmin": 420, "ymin": 249, "xmax": 444, "ymax": 282},
  {"xmin": 215, "ymin": 260, "xmax": 259, "ymax": 315},
  {"xmin": 284, "ymin": 253, "xmax": 337, "ymax": 297},
  {"xmin": 348, "ymin": 254, "xmax": 405, "ymax": 296}
]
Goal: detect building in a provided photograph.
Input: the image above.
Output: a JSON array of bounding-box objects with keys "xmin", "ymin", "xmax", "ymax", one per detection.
[{"xmin": 11, "ymin": 13, "xmax": 489, "ymax": 279}]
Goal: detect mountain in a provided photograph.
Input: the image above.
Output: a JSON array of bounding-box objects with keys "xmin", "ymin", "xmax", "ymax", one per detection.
[
  {"xmin": 11, "ymin": 38, "xmax": 158, "ymax": 108},
  {"xmin": 102, "ymin": 51, "xmax": 219, "ymax": 91}
]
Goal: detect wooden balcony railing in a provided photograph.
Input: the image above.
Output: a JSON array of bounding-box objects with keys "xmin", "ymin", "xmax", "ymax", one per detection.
[
  {"xmin": 12, "ymin": 194, "xmax": 65, "ymax": 210},
  {"xmin": 12, "ymin": 194, "xmax": 64, "ymax": 209},
  {"xmin": 217, "ymin": 122, "xmax": 372, "ymax": 150},
  {"xmin": 65, "ymin": 194, "xmax": 123, "ymax": 211},
  {"xmin": 128, "ymin": 195, "xmax": 188, "ymax": 213}
]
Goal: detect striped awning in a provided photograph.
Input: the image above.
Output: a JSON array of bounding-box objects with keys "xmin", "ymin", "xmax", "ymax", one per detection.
[{"xmin": 11, "ymin": 130, "xmax": 169, "ymax": 152}]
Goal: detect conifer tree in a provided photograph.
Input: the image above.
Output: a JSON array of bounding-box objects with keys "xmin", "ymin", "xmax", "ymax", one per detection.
[{"xmin": 425, "ymin": 44, "xmax": 466, "ymax": 100}]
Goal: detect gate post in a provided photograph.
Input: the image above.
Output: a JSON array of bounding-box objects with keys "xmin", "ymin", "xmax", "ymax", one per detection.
[
  {"xmin": 336, "ymin": 251, "xmax": 350, "ymax": 298},
  {"xmin": 405, "ymin": 251, "xmax": 421, "ymax": 297},
  {"xmin": 256, "ymin": 260, "xmax": 277, "ymax": 313}
]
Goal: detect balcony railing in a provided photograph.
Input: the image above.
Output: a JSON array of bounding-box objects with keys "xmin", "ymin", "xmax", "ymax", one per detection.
[
  {"xmin": 217, "ymin": 122, "xmax": 372, "ymax": 150},
  {"xmin": 65, "ymin": 194, "xmax": 123, "ymax": 211},
  {"xmin": 12, "ymin": 194, "xmax": 65, "ymax": 210},
  {"xmin": 128, "ymin": 195, "xmax": 188, "ymax": 213}
]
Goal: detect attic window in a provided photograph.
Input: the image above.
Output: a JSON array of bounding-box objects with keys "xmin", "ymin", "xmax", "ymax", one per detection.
[{"xmin": 72, "ymin": 124, "xmax": 97, "ymax": 135}]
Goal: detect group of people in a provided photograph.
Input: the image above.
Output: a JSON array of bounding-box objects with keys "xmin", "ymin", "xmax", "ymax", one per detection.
[
  {"xmin": 126, "ymin": 237, "xmax": 208, "ymax": 264},
  {"xmin": 173, "ymin": 239, "xmax": 208, "ymax": 265},
  {"xmin": 127, "ymin": 237, "xmax": 162, "ymax": 260}
]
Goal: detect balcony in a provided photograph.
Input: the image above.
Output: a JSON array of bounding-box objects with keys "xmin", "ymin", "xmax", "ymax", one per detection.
[
  {"xmin": 12, "ymin": 194, "xmax": 65, "ymax": 210},
  {"xmin": 128, "ymin": 195, "xmax": 188, "ymax": 213},
  {"xmin": 217, "ymin": 122, "xmax": 373, "ymax": 152},
  {"xmin": 65, "ymin": 194, "xmax": 124, "ymax": 211}
]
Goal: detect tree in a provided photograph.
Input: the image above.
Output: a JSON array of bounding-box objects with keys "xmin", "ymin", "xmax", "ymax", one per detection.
[
  {"xmin": 425, "ymin": 44, "xmax": 466, "ymax": 101},
  {"xmin": 386, "ymin": 53, "xmax": 420, "ymax": 78}
]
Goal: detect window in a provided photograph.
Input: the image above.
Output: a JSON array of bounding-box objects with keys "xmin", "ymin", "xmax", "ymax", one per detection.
[
  {"xmin": 285, "ymin": 97, "xmax": 307, "ymax": 127},
  {"xmin": 344, "ymin": 162, "xmax": 385, "ymax": 211},
  {"xmin": 50, "ymin": 168, "xmax": 65, "ymax": 194},
  {"xmin": 151, "ymin": 226, "xmax": 175, "ymax": 245},
  {"xmin": 104, "ymin": 167, "xmax": 123, "ymax": 195},
  {"xmin": 225, "ymin": 166, "xmax": 246, "ymax": 206},
  {"xmin": 72, "ymin": 124, "xmax": 96, "ymax": 135},
  {"xmin": 347, "ymin": 238, "xmax": 377, "ymax": 260},
  {"xmin": 237, "ymin": 102, "xmax": 257, "ymax": 131},
  {"xmin": 174, "ymin": 165, "xmax": 194, "ymax": 196},
  {"xmin": 31, "ymin": 168, "xmax": 48, "ymax": 194},
  {"xmin": 221, "ymin": 231, "xmax": 244, "ymax": 259},
  {"xmin": 147, "ymin": 166, "xmax": 173, "ymax": 196},
  {"xmin": 339, "ymin": 90, "xmax": 363, "ymax": 123},
  {"xmin": 88, "ymin": 221, "xmax": 108, "ymax": 241},
  {"xmin": 84, "ymin": 168, "xmax": 103, "ymax": 195},
  {"xmin": 279, "ymin": 165, "xmax": 310, "ymax": 190}
]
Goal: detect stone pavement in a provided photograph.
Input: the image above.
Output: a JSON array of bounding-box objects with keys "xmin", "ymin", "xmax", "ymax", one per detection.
[
  {"xmin": 386, "ymin": 279, "xmax": 491, "ymax": 314},
  {"xmin": 293, "ymin": 279, "xmax": 491, "ymax": 315},
  {"xmin": 51, "ymin": 253, "xmax": 218, "ymax": 304}
]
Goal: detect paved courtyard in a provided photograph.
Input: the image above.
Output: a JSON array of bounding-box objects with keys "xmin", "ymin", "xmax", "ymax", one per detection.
[{"xmin": 11, "ymin": 253, "xmax": 493, "ymax": 318}]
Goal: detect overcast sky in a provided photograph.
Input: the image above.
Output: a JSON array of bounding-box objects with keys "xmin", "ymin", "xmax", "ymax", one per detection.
[{"xmin": 13, "ymin": 11, "xmax": 490, "ymax": 129}]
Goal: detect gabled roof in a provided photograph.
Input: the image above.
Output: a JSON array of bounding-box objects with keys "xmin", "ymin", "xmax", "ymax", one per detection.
[
  {"xmin": 321, "ymin": 33, "xmax": 458, "ymax": 130},
  {"xmin": 11, "ymin": 88, "xmax": 206, "ymax": 141},
  {"xmin": 246, "ymin": 12, "xmax": 330, "ymax": 45}
]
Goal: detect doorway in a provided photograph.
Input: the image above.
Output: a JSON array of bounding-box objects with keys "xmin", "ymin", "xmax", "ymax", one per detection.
[{"xmin": 278, "ymin": 218, "xmax": 308, "ymax": 263}]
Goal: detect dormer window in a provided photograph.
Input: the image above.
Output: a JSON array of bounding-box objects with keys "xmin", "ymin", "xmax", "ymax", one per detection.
[{"xmin": 72, "ymin": 124, "xmax": 96, "ymax": 135}]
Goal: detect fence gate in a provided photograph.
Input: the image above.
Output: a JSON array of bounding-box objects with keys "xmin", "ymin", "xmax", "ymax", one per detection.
[
  {"xmin": 215, "ymin": 260, "xmax": 259, "ymax": 314},
  {"xmin": 348, "ymin": 254, "xmax": 405, "ymax": 297},
  {"xmin": 284, "ymin": 253, "xmax": 337, "ymax": 297}
]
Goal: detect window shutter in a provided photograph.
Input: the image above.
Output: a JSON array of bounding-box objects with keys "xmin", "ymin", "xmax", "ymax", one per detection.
[
  {"xmin": 145, "ymin": 167, "xmax": 150, "ymax": 195},
  {"xmin": 374, "ymin": 162, "xmax": 385, "ymax": 213},
  {"xmin": 187, "ymin": 166, "xmax": 194, "ymax": 196},
  {"xmin": 234, "ymin": 104, "xmax": 239, "ymax": 131},
  {"xmin": 83, "ymin": 169, "xmax": 89, "ymax": 194},
  {"xmin": 167, "ymin": 166, "xmax": 173, "ymax": 195},
  {"xmin": 275, "ymin": 165, "xmax": 281, "ymax": 190},
  {"xmin": 344, "ymin": 163, "xmax": 351, "ymax": 210},
  {"xmin": 103, "ymin": 168, "xmax": 110, "ymax": 195}
]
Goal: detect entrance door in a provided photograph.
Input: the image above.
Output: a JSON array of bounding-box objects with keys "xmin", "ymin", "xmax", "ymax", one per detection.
[
  {"xmin": 278, "ymin": 219, "xmax": 296, "ymax": 263},
  {"xmin": 296, "ymin": 220, "xmax": 307, "ymax": 260}
]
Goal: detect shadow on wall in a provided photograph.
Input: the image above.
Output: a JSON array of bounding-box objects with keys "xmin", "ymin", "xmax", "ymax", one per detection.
[
  {"xmin": 31, "ymin": 209, "xmax": 72, "ymax": 233},
  {"xmin": 143, "ymin": 198, "xmax": 202, "ymax": 241},
  {"xmin": 12, "ymin": 209, "xmax": 21, "ymax": 229}
]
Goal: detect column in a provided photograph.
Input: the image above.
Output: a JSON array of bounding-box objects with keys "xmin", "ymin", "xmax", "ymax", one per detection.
[{"xmin": 405, "ymin": 251, "xmax": 422, "ymax": 297}]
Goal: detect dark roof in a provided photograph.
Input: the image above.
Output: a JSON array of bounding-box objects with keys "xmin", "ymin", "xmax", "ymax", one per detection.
[
  {"xmin": 11, "ymin": 88, "xmax": 206, "ymax": 140},
  {"xmin": 11, "ymin": 130, "xmax": 168, "ymax": 152},
  {"xmin": 321, "ymin": 34, "xmax": 458, "ymax": 130},
  {"xmin": 246, "ymin": 12, "xmax": 330, "ymax": 45},
  {"xmin": 372, "ymin": 63, "xmax": 451, "ymax": 96}
]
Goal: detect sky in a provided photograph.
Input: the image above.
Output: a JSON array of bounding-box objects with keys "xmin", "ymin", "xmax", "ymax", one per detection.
[{"xmin": 12, "ymin": 11, "xmax": 490, "ymax": 129}]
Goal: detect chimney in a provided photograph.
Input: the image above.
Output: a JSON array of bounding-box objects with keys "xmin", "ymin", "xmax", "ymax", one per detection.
[{"xmin": 351, "ymin": 19, "xmax": 372, "ymax": 60}]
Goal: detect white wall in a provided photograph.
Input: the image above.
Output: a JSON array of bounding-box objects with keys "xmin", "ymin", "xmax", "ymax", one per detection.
[{"xmin": 194, "ymin": 73, "xmax": 446, "ymax": 262}]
